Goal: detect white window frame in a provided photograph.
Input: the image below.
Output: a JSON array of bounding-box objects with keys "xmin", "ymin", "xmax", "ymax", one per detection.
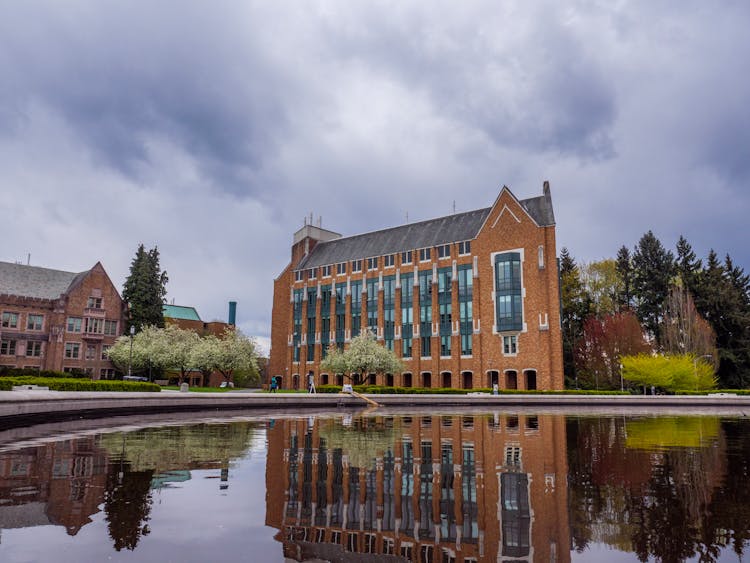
[
  {"xmin": 351, "ymin": 259, "xmax": 362, "ymax": 273},
  {"xmin": 384, "ymin": 254, "xmax": 395, "ymax": 268},
  {"xmin": 308, "ymin": 268, "xmax": 317, "ymax": 280},
  {"xmin": 367, "ymin": 257, "xmax": 378, "ymax": 271},
  {"xmin": 401, "ymin": 250, "xmax": 413, "ymax": 265},
  {"xmin": 459, "ymin": 240, "xmax": 471, "ymax": 256},
  {"xmin": 336, "ymin": 262, "xmax": 346, "ymax": 276},
  {"xmin": 322, "ymin": 265, "xmax": 331, "ymax": 278},
  {"xmin": 437, "ymin": 244, "xmax": 451, "ymax": 260},
  {"xmin": 419, "ymin": 248, "xmax": 431, "ymax": 262},
  {"xmin": 502, "ymin": 335, "xmax": 518, "ymax": 356},
  {"xmin": 294, "ymin": 270, "xmax": 303, "ymax": 282}
]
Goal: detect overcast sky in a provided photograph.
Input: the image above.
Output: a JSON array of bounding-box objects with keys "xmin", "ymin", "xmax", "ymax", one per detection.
[{"xmin": 2, "ymin": 1, "xmax": 748, "ymax": 353}]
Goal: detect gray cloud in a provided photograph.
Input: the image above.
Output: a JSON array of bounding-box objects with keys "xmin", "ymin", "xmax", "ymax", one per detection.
[{"xmin": 1, "ymin": 0, "xmax": 750, "ymax": 349}]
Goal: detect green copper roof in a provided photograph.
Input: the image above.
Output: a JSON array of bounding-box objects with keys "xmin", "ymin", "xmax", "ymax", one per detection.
[{"xmin": 163, "ymin": 304, "xmax": 202, "ymax": 321}]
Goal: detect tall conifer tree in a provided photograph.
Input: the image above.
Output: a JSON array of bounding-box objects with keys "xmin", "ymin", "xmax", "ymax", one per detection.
[
  {"xmin": 122, "ymin": 244, "xmax": 168, "ymax": 332},
  {"xmin": 632, "ymin": 231, "xmax": 675, "ymax": 345}
]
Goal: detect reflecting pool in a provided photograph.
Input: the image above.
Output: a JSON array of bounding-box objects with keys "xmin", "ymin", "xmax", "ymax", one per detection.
[{"xmin": 0, "ymin": 411, "xmax": 748, "ymax": 562}]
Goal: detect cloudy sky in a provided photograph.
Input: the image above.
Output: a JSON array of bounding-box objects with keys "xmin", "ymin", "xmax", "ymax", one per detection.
[{"xmin": 2, "ymin": 1, "xmax": 748, "ymax": 353}]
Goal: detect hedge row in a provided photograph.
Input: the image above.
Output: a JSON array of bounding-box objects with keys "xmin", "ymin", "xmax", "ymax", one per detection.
[
  {"xmin": 0, "ymin": 367, "xmax": 91, "ymax": 379},
  {"xmin": 0, "ymin": 377, "xmax": 160, "ymax": 392},
  {"xmin": 316, "ymin": 385, "xmax": 630, "ymax": 395}
]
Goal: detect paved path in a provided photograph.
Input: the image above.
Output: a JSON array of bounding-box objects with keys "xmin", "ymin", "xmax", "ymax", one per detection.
[{"xmin": 2, "ymin": 390, "xmax": 750, "ymax": 425}]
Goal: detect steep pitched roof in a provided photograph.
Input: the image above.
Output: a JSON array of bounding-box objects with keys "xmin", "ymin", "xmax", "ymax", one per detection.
[
  {"xmin": 296, "ymin": 189, "xmax": 555, "ymax": 270},
  {"xmin": 163, "ymin": 304, "xmax": 202, "ymax": 321},
  {"xmin": 0, "ymin": 261, "xmax": 89, "ymax": 300}
]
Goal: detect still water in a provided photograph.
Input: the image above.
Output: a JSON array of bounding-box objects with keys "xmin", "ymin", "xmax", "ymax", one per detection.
[{"xmin": 0, "ymin": 410, "xmax": 747, "ymax": 563}]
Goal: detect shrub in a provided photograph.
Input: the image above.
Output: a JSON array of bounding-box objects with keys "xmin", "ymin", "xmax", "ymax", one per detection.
[
  {"xmin": 0, "ymin": 367, "xmax": 91, "ymax": 379},
  {"xmin": 622, "ymin": 353, "xmax": 717, "ymax": 392},
  {"xmin": 0, "ymin": 377, "xmax": 160, "ymax": 392}
]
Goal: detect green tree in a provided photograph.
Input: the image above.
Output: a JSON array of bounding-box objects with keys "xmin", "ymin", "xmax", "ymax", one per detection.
[
  {"xmin": 211, "ymin": 328, "xmax": 259, "ymax": 383},
  {"xmin": 559, "ymin": 248, "xmax": 591, "ymax": 388},
  {"xmin": 632, "ymin": 231, "xmax": 675, "ymax": 344},
  {"xmin": 580, "ymin": 259, "xmax": 622, "ymax": 317},
  {"xmin": 122, "ymin": 244, "xmax": 168, "ymax": 333},
  {"xmin": 321, "ymin": 328, "xmax": 403, "ymax": 383},
  {"xmin": 615, "ymin": 245, "xmax": 633, "ymax": 310},
  {"xmin": 621, "ymin": 353, "xmax": 716, "ymax": 392},
  {"xmin": 675, "ymin": 235, "xmax": 702, "ymax": 295}
]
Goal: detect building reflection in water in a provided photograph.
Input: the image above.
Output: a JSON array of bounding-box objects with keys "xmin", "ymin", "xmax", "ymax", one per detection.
[
  {"xmin": 265, "ymin": 413, "xmax": 571, "ymax": 563},
  {"xmin": 0, "ymin": 422, "xmax": 256, "ymax": 551}
]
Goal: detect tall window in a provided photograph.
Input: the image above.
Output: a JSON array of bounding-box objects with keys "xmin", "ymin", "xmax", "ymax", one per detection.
[
  {"xmin": 350, "ymin": 280, "xmax": 362, "ymax": 337},
  {"xmin": 438, "ymin": 268, "xmax": 452, "ymax": 356},
  {"xmin": 85, "ymin": 318, "xmax": 103, "ymax": 334},
  {"xmin": 104, "ymin": 320, "xmax": 118, "ymax": 336},
  {"xmin": 320, "ymin": 285, "xmax": 331, "ymax": 358},
  {"xmin": 366, "ymin": 278, "xmax": 378, "ymax": 332},
  {"xmin": 295, "ymin": 270, "xmax": 303, "ymax": 282},
  {"xmin": 27, "ymin": 314, "xmax": 43, "ymax": 330},
  {"xmin": 458, "ymin": 265, "xmax": 473, "ymax": 355},
  {"xmin": 401, "ymin": 273, "xmax": 413, "ymax": 358},
  {"xmin": 67, "ymin": 317, "xmax": 82, "ymax": 333},
  {"xmin": 306, "ymin": 287, "xmax": 317, "ymax": 362},
  {"xmin": 293, "ymin": 289, "xmax": 303, "ymax": 362},
  {"xmin": 335, "ymin": 283, "xmax": 346, "ymax": 349},
  {"xmin": 494, "ymin": 252, "xmax": 522, "ymax": 332},
  {"xmin": 418, "ymin": 270, "xmax": 432, "ymax": 357},
  {"xmin": 383, "ymin": 276, "xmax": 395, "ymax": 351}
]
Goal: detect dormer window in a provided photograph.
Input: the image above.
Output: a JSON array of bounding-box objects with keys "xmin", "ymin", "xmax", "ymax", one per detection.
[
  {"xmin": 384, "ymin": 254, "xmax": 395, "ymax": 268},
  {"xmin": 437, "ymin": 244, "xmax": 450, "ymax": 259},
  {"xmin": 322, "ymin": 265, "xmax": 331, "ymax": 277},
  {"xmin": 401, "ymin": 250, "xmax": 413, "ymax": 265},
  {"xmin": 336, "ymin": 262, "xmax": 346, "ymax": 275},
  {"xmin": 367, "ymin": 257, "xmax": 378, "ymax": 271},
  {"xmin": 352, "ymin": 259, "xmax": 362, "ymax": 273},
  {"xmin": 419, "ymin": 248, "xmax": 431, "ymax": 262},
  {"xmin": 458, "ymin": 241, "xmax": 471, "ymax": 256}
]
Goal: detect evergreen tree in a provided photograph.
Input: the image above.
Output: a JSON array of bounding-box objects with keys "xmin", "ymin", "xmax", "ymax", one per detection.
[
  {"xmin": 632, "ymin": 231, "xmax": 675, "ymax": 345},
  {"xmin": 122, "ymin": 244, "xmax": 168, "ymax": 333},
  {"xmin": 675, "ymin": 235, "xmax": 701, "ymax": 295},
  {"xmin": 615, "ymin": 245, "xmax": 633, "ymax": 310},
  {"xmin": 559, "ymin": 248, "xmax": 591, "ymax": 388},
  {"xmin": 694, "ymin": 251, "xmax": 750, "ymax": 387}
]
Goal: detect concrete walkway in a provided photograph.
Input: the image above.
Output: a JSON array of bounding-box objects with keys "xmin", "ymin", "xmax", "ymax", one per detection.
[{"xmin": 2, "ymin": 390, "xmax": 750, "ymax": 426}]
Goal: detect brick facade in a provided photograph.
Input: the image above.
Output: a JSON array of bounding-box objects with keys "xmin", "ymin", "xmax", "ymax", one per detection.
[
  {"xmin": 0, "ymin": 262, "xmax": 125, "ymax": 379},
  {"xmin": 270, "ymin": 184, "xmax": 564, "ymax": 391}
]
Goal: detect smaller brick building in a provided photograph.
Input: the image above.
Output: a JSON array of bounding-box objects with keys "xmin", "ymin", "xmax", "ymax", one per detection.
[{"xmin": 0, "ymin": 261, "xmax": 126, "ymax": 378}]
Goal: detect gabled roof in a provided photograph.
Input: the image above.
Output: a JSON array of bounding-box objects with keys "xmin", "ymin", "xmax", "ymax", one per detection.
[
  {"xmin": 0, "ymin": 261, "xmax": 89, "ymax": 300},
  {"xmin": 296, "ymin": 188, "xmax": 555, "ymax": 270},
  {"xmin": 163, "ymin": 304, "xmax": 202, "ymax": 321}
]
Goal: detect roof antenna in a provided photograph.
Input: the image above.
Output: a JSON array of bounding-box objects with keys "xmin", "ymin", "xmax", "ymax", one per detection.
[
  {"xmin": 405, "ymin": 211, "xmax": 409, "ymax": 224},
  {"xmin": 27, "ymin": 253, "xmax": 31, "ymax": 265},
  {"xmin": 452, "ymin": 200, "xmax": 456, "ymax": 214}
]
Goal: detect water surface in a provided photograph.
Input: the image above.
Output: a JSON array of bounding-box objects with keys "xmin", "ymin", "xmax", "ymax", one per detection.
[{"xmin": 0, "ymin": 411, "xmax": 747, "ymax": 562}]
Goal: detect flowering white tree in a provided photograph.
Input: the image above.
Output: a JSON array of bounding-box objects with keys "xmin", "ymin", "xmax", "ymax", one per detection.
[{"xmin": 321, "ymin": 328, "xmax": 403, "ymax": 384}]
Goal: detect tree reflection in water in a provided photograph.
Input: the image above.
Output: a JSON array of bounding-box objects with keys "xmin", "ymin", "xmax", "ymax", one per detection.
[{"xmin": 104, "ymin": 461, "xmax": 154, "ymax": 551}]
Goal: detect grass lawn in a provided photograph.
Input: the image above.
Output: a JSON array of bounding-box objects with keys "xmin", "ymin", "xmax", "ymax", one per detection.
[{"xmin": 161, "ymin": 385, "xmax": 231, "ymax": 393}]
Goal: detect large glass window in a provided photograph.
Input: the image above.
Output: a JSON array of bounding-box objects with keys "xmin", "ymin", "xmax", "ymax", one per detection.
[
  {"xmin": 67, "ymin": 317, "xmax": 82, "ymax": 333},
  {"xmin": 494, "ymin": 253, "xmax": 522, "ymax": 332},
  {"xmin": 320, "ymin": 285, "xmax": 331, "ymax": 358},
  {"xmin": 366, "ymin": 278, "xmax": 378, "ymax": 332},
  {"xmin": 293, "ymin": 289, "xmax": 303, "ymax": 362},
  {"xmin": 401, "ymin": 273, "xmax": 413, "ymax": 358},
  {"xmin": 418, "ymin": 270, "xmax": 432, "ymax": 357},
  {"xmin": 383, "ymin": 276, "xmax": 395, "ymax": 351},
  {"xmin": 458, "ymin": 265, "xmax": 473, "ymax": 355},
  {"xmin": 1, "ymin": 312, "xmax": 18, "ymax": 328},
  {"xmin": 335, "ymin": 283, "xmax": 346, "ymax": 349},
  {"xmin": 351, "ymin": 280, "xmax": 362, "ymax": 337},
  {"xmin": 306, "ymin": 288, "xmax": 317, "ymax": 362}
]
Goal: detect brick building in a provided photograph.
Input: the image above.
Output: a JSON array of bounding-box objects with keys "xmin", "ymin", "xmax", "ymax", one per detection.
[
  {"xmin": 270, "ymin": 183, "xmax": 563, "ymax": 391},
  {"xmin": 265, "ymin": 413, "xmax": 570, "ymax": 562},
  {"xmin": 0, "ymin": 261, "xmax": 125, "ymax": 378}
]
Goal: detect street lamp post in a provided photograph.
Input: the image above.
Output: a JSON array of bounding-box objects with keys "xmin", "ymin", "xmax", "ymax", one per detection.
[{"xmin": 127, "ymin": 325, "xmax": 135, "ymax": 378}]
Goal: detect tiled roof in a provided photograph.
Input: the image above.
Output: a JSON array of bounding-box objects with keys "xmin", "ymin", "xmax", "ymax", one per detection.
[
  {"xmin": 0, "ymin": 261, "xmax": 88, "ymax": 300},
  {"xmin": 163, "ymin": 304, "xmax": 202, "ymax": 321},
  {"xmin": 297, "ymin": 190, "xmax": 555, "ymax": 270}
]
